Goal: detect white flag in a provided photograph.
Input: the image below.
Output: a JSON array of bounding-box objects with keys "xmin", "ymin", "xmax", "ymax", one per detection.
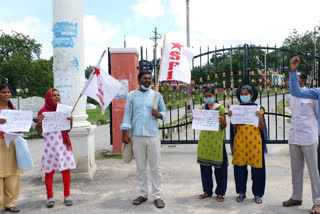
[
  {"xmin": 82, "ymin": 56, "xmax": 122, "ymax": 114},
  {"xmin": 159, "ymin": 40, "xmax": 195, "ymax": 84}
]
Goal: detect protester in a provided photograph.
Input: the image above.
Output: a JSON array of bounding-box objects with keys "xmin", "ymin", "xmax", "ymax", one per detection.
[
  {"xmin": 36, "ymin": 88, "xmax": 75, "ymax": 208},
  {"xmin": 228, "ymin": 85, "xmax": 267, "ymax": 204},
  {"xmin": 288, "ymin": 56, "xmax": 320, "ymax": 214},
  {"xmin": 0, "ymin": 84, "xmax": 22, "ymax": 213},
  {"xmin": 196, "ymin": 87, "xmax": 228, "ymax": 202},
  {"xmin": 120, "ymin": 71, "xmax": 167, "ymax": 208}
]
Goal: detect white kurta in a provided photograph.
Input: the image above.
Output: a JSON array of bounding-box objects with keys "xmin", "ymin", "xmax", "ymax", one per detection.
[{"xmin": 288, "ymin": 95, "xmax": 319, "ymax": 145}]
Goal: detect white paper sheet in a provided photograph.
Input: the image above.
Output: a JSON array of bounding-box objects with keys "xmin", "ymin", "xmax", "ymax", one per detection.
[
  {"xmin": 192, "ymin": 109, "xmax": 220, "ymax": 131},
  {"xmin": 42, "ymin": 112, "xmax": 71, "ymax": 133},
  {"xmin": 56, "ymin": 103, "xmax": 72, "ymax": 114},
  {"xmin": 0, "ymin": 110, "xmax": 33, "ymax": 132},
  {"xmin": 229, "ymin": 105, "xmax": 259, "ymax": 127}
]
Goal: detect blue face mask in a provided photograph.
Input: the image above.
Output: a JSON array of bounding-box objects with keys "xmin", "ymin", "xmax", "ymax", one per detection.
[
  {"xmin": 240, "ymin": 95, "xmax": 251, "ymax": 103},
  {"xmin": 141, "ymin": 85, "xmax": 151, "ymax": 91},
  {"xmin": 204, "ymin": 97, "xmax": 215, "ymax": 104}
]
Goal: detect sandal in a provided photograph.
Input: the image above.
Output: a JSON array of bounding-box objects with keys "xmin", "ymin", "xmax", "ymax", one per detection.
[
  {"xmin": 255, "ymin": 196, "xmax": 263, "ymax": 204},
  {"xmin": 310, "ymin": 205, "xmax": 320, "ymax": 214},
  {"xmin": 216, "ymin": 194, "xmax": 224, "ymax": 202},
  {"xmin": 47, "ymin": 199, "xmax": 54, "ymax": 208},
  {"xmin": 64, "ymin": 197, "xmax": 73, "ymax": 206},
  {"xmin": 133, "ymin": 196, "xmax": 148, "ymax": 205},
  {"xmin": 4, "ymin": 207, "xmax": 20, "ymax": 213},
  {"xmin": 199, "ymin": 192, "xmax": 212, "ymax": 199},
  {"xmin": 236, "ymin": 194, "xmax": 246, "ymax": 202},
  {"xmin": 154, "ymin": 198, "xmax": 165, "ymax": 209},
  {"xmin": 282, "ymin": 199, "xmax": 302, "ymax": 207}
]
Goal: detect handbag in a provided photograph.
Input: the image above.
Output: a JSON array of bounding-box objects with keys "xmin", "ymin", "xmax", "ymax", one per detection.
[
  {"xmin": 122, "ymin": 90, "xmax": 136, "ymax": 163},
  {"xmin": 15, "ymin": 136, "xmax": 34, "ymax": 170}
]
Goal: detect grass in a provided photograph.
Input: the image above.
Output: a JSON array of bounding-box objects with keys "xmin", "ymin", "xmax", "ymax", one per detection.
[
  {"xmin": 87, "ymin": 108, "xmax": 110, "ymax": 125},
  {"xmin": 160, "ymin": 115, "xmax": 191, "ymax": 128},
  {"xmin": 24, "ymin": 125, "xmax": 42, "ymax": 139},
  {"xmin": 277, "ymin": 98, "xmax": 291, "ymax": 123},
  {"xmin": 101, "ymin": 150, "xmax": 122, "ymax": 159}
]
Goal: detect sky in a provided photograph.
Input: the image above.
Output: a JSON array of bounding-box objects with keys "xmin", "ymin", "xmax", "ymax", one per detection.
[{"xmin": 1, "ymin": 0, "xmax": 320, "ymax": 69}]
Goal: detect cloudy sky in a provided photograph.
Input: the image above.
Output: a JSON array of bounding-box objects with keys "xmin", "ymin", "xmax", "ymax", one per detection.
[{"xmin": 1, "ymin": 0, "xmax": 320, "ymax": 68}]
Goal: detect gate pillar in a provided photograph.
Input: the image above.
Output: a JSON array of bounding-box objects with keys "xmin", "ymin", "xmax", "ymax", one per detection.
[{"xmin": 110, "ymin": 48, "xmax": 139, "ymax": 153}]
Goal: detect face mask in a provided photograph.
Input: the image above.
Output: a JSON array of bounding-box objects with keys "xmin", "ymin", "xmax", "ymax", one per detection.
[
  {"xmin": 240, "ymin": 95, "xmax": 251, "ymax": 103},
  {"xmin": 141, "ymin": 85, "xmax": 151, "ymax": 91},
  {"xmin": 204, "ymin": 97, "xmax": 215, "ymax": 104}
]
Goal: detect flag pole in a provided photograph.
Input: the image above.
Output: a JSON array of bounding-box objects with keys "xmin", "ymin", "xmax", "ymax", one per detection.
[
  {"xmin": 72, "ymin": 50, "xmax": 107, "ymax": 114},
  {"xmin": 71, "ymin": 94, "xmax": 82, "ymax": 114},
  {"xmin": 153, "ymin": 35, "xmax": 166, "ymax": 109}
]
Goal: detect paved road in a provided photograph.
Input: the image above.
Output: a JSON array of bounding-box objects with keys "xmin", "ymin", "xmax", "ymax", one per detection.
[{"xmin": 6, "ymin": 124, "xmax": 316, "ymax": 214}]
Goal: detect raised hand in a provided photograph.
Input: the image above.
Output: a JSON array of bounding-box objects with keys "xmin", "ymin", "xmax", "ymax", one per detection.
[{"xmin": 290, "ymin": 56, "xmax": 300, "ymax": 72}]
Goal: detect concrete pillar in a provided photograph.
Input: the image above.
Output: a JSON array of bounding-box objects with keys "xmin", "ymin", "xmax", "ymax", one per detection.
[
  {"xmin": 52, "ymin": 0, "xmax": 96, "ymax": 179},
  {"xmin": 110, "ymin": 48, "xmax": 139, "ymax": 153}
]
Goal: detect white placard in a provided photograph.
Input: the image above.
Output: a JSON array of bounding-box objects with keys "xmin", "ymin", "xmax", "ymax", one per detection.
[
  {"xmin": 192, "ymin": 109, "xmax": 220, "ymax": 131},
  {"xmin": 57, "ymin": 103, "xmax": 72, "ymax": 114},
  {"xmin": 0, "ymin": 110, "xmax": 33, "ymax": 133},
  {"xmin": 230, "ymin": 105, "xmax": 259, "ymax": 127},
  {"xmin": 42, "ymin": 112, "xmax": 71, "ymax": 133}
]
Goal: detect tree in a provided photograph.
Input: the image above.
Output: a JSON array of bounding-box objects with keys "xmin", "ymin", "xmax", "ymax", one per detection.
[
  {"xmin": 0, "ymin": 31, "xmax": 53, "ymax": 96},
  {"xmin": 85, "ymin": 65, "xmax": 95, "ymax": 79}
]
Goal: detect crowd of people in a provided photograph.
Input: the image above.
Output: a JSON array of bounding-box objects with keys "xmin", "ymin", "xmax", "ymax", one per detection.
[{"xmin": 1, "ymin": 56, "xmax": 320, "ymax": 213}]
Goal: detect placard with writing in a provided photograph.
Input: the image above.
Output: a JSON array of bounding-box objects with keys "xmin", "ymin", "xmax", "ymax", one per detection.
[
  {"xmin": 0, "ymin": 110, "xmax": 33, "ymax": 133},
  {"xmin": 192, "ymin": 109, "xmax": 219, "ymax": 131},
  {"xmin": 42, "ymin": 112, "xmax": 71, "ymax": 133},
  {"xmin": 229, "ymin": 105, "xmax": 259, "ymax": 127}
]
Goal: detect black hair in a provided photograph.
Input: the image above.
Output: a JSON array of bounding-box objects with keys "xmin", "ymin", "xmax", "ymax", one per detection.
[
  {"xmin": 236, "ymin": 84, "xmax": 258, "ymax": 103},
  {"xmin": 203, "ymin": 86, "xmax": 219, "ymax": 103},
  {"xmin": 0, "ymin": 83, "xmax": 14, "ymax": 109},
  {"xmin": 138, "ymin": 71, "xmax": 152, "ymax": 80},
  {"xmin": 52, "ymin": 88, "xmax": 59, "ymax": 93},
  {"xmin": 298, "ymin": 72, "xmax": 307, "ymax": 80},
  {"xmin": 203, "ymin": 86, "xmax": 215, "ymax": 95},
  {"xmin": 240, "ymin": 85, "xmax": 253, "ymax": 95}
]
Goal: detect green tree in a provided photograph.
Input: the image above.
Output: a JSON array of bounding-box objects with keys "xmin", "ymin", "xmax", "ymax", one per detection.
[
  {"xmin": 0, "ymin": 31, "xmax": 53, "ymax": 96},
  {"xmin": 85, "ymin": 65, "xmax": 95, "ymax": 79}
]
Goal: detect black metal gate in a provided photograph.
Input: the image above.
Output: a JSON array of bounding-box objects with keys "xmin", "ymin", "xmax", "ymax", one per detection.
[{"xmin": 146, "ymin": 44, "xmax": 320, "ymax": 144}]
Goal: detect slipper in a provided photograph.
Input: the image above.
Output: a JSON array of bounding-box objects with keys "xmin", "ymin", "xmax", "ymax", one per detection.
[
  {"xmin": 282, "ymin": 199, "xmax": 302, "ymax": 207},
  {"xmin": 154, "ymin": 198, "xmax": 165, "ymax": 209},
  {"xmin": 64, "ymin": 199, "xmax": 73, "ymax": 206},
  {"xmin": 236, "ymin": 194, "xmax": 246, "ymax": 202},
  {"xmin": 255, "ymin": 197, "xmax": 263, "ymax": 204},
  {"xmin": 199, "ymin": 192, "xmax": 212, "ymax": 199},
  {"xmin": 216, "ymin": 194, "xmax": 224, "ymax": 202},
  {"xmin": 310, "ymin": 205, "xmax": 320, "ymax": 214},
  {"xmin": 4, "ymin": 207, "xmax": 21, "ymax": 213},
  {"xmin": 133, "ymin": 196, "xmax": 148, "ymax": 205},
  {"xmin": 47, "ymin": 200, "xmax": 54, "ymax": 208}
]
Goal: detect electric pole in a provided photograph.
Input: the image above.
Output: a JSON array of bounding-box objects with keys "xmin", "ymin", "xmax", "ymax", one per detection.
[
  {"xmin": 186, "ymin": 0, "xmax": 192, "ymax": 114},
  {"xmin": 150, "ymin": 27, "xmax": 162, "ymax": 85}
]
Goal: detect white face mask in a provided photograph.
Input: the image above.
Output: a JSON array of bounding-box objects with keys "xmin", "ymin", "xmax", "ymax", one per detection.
[{"xmin": 141, "ymin": 85, "xmax": 151, "ymax": 90}]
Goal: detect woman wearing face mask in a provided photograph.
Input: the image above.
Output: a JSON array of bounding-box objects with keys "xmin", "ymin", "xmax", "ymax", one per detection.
[
  {"xmin": 228, "ymin": 85, "xmax": 267, "ymax": 204},
  {"xmin": 197, "ymin": 87, "xmax": 227, "ymax": 202},
  {"xmin": 36, "ymin": 89, "xmax": 75, "ymax": 208}
]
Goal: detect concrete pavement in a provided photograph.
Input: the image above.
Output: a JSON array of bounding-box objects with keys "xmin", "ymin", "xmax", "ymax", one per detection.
[{"xmin": 5, "ymin": 124, "xmax": 316, "ymax": 214}]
